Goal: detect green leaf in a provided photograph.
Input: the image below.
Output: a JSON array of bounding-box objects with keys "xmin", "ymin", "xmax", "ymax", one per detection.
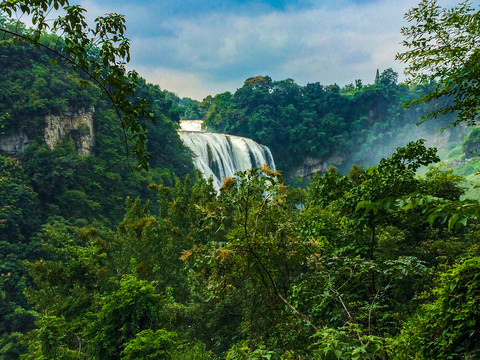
[
  {"xmin": 382, "ymin": 198, "xmax": 392, "ymax": 211},
  {"xmin": 448, "ymin": 214, "xmax": 459, "ymax": 231},
  {"xmin": 427, "ymin": 212, "xmax": 438, "ymax": 225},
  {"xmin": 355, "ymin": 200, "xmax": 367, "ymax": 212},
  {"xmin": 458, "ymin": 217, "xmax": 468, "ymax": 227}
]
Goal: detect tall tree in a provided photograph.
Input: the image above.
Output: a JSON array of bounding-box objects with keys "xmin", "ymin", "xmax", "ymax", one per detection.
[{"xmin": 396, "ymin": 0, "xmax": 480, "ymax": 125}]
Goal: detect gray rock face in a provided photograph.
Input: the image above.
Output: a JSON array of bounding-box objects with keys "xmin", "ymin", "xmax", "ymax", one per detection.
[
  {"xmin": 290, "ymin": 155, "xmax": 344, "ymax": 178},
  {"xmin": 0, "ymin": 108, "xmax": 95, "ymax": 156},
  {"xmin": 44, "ymin": 108, "xmax": 95, "ymax": 155},
  {"xmin": 0, "ymin": 132, "xmax": 30, "ymax": 154}
]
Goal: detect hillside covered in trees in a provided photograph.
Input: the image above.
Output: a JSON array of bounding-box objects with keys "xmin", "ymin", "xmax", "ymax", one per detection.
[
  {"xmin": 1, "ymin": 0, "xmax": 480, "ymax": 359},
  {"xmin": 0, "ymin": 13, "xmax": 196, "ymax": 358},
  {"xmin": 182, "ymin": 72, "xmax": 464, "ymax": 180}
]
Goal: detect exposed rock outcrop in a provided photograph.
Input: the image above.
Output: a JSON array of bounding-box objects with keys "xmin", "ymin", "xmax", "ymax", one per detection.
[
  {"xmin": 0, "ymin": 132, "xmax": 30, "ymax": 155},
  {"xmin": 0, "ymin": 108, "xmax": 95, "ymax": 156},
  {"xmin": 44, "ymin": 108, "xmax": 95, "ymax": 155},
  {"xmin": 290, "ymin": 155, "xmax": 344, "ymax": 179}
]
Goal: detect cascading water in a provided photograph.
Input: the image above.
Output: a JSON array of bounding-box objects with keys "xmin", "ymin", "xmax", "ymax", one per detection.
[{"xmin": 179, "ymin": 120, "xmax": 276, "ymax": 190}]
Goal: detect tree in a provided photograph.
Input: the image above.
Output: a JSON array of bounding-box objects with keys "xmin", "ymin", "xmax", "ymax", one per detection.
[
  {"xmin": 393, "ymin": 257, "xmax": 480, "ymax": 359},
  {"xmin": 377, "ymin": 68, "xmax": 398, "ymax": 88},
  {"xmin": 0, "ymin": 0, "xmax": 153, "ymax": 169},
  {"xmin": 396, "ymin": 0, "xmax": 480, "ymax": 125},
  {"xmin": 121, "ymin": 329, "xmax": 179, "ymax": 360},
  {"xmin": 0, "ymin": 156, "xmax": 41, "ymax": 358}
]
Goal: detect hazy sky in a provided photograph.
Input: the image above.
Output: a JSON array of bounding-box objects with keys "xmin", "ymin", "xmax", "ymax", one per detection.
[{"xmin": 77, "ymin": 0, "xmax": 456, "ymax": 100}]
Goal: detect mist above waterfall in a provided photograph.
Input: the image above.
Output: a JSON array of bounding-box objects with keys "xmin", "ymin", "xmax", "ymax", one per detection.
[
  {"xmin": 348, "ymin": 120, "xmax": 467, "ymax": 172},
  {"xmin": 179, "ymin": 120, "xmax": 276, "ymax": 189}
]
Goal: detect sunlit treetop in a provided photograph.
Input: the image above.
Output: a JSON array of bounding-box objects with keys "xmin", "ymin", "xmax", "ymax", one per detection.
[{"xmin": 396, "ymin": 0, "xmax": 480, "ymax": 126}]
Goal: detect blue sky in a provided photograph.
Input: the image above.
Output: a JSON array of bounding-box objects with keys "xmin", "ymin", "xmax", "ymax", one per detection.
[{"xmin": 78, "ymin": 0, "xmax": 455, "ymax": 100}]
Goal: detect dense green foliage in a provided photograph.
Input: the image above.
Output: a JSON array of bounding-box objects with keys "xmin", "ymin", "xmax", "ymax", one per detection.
[
  {"xmin": 165, "ymin": 92, "xmax": 206, "ymax": 121},
  {"xmin": 397, "ymin": 0, "xmax": 480, "ymax": 126},
  {"xmin": 2, "ymin": 0, "xmax": 480, "ymax": 359},
  {"xmin": 1, "ymin": 142, "xmax": 477, "ymax": 359},
  {"xmin": 199, "ymin": 73, "xmax": 461, "ymax": 179},
  {"xmin": 0, "ymin": 0, "xmax": 155, "ymax": 169},
  {"xmin": 0, "ymin": 14, "xmax": 195, "ymax": 359},
  {"xmin": 394, "ymin": 257, "xmax": 480, "ymax": 359},
  {"xmin": 0, "ymin": 156, "xmax": 40, "ymax": 358}
]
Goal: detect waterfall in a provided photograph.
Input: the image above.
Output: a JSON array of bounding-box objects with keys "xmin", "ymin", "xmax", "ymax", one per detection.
[{"xmin": 179, "ymin": 120, "xmax": 276, "ymax": 189}]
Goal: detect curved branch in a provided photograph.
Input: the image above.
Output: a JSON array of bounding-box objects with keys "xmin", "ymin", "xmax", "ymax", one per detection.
[
  {"xmin": 0, "ymin": 26, "xmax": 135, "ymax": 165},
  {"xmin": 247, "ymin": 244, "xmax": 319, "ymax": 333}
]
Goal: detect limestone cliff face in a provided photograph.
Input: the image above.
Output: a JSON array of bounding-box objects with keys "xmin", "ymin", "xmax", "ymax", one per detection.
[
  {"xmin": 44, "ymin": 108, "xmax": 95, "ymax": 155},
  {"xmin": 0, "ymin": 108, "xmax": 95, "ymax": 155},
  {"xmin": 0, "ymin": 132, "xmax": 30, "ymax": 155},
  {"xmin": 290, "ymin": 154, "xmax": 344, "ymax": 179}
]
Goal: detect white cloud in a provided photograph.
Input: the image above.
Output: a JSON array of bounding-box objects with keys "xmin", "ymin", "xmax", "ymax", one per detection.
[
  {"xmin": 77, "ymin": 0, "xmax": 463, "ymax": 97},
  {"xmin": 134, "ymin": 66, "xmax": 240, "ymax": 100}
]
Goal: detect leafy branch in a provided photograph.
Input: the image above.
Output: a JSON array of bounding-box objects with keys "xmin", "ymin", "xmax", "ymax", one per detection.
[
  {"xmin": 396, "ymin": 0, "xmax": 480, "ymax": 125},
  {"xmin": 0, "ymin": 0, "xmax": 154, "ymax": 170}
]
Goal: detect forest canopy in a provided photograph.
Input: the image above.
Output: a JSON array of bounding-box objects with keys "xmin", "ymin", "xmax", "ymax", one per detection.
[
  {"xmin": 197, "ymin": 73, "xmax": 461, "ymax": 179},
  {"xmin": 1, "ymin": 0, "xmax": 480, "ymax": 359}
]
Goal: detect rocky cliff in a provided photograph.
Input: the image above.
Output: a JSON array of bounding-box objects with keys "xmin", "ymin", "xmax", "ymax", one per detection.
[
  {"xmin": 0, "ymin": 108, "xmax": 95, "ymax": 155},
  {"xmin": 44, "ymin": 108, "xmax": 95, "ymax": 155},
  {"xmin": 0, "ymin": 132, "xmax": 30, "ymax": 155},
  {"xmin": 289, "ymin": 154, "xmax": 345, "ymax": 179}
]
